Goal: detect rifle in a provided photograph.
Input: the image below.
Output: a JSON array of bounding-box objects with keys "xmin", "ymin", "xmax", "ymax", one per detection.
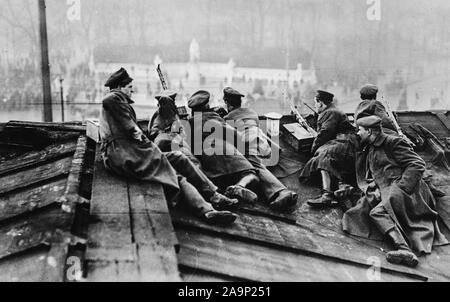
[
  {"xmin": 285, "ymin": 93, "xmax": 317, "ymax": 137},
  {"xmin": 156, "ymin": 64, "xmax": 168, "ymax": 90},
  {"xmin": 382, "ymin": 95, "xmax": 416, "ymax": 147}
]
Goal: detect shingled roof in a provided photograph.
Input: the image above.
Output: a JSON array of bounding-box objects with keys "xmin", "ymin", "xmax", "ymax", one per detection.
[{"xmin": 0, "ymin": 112, "xmax": 450, "ymax": 282}]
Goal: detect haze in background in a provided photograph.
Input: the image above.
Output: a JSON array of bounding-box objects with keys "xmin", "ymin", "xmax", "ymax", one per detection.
[{"xmin": 0, "ymin": 0, "xmax": 449, "ymax": 122}]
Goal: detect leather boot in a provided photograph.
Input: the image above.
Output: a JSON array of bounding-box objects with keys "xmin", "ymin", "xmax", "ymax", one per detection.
[
  {"xmin": 385, "ymin": 228, "xmax": 419, "ymax": 268},
  {"xmin": 209, "ymin": 192, "xmax": 239, "ymax": 211},
  {"xmin": 334, "ymin": 183, "xmax": 357, "ymax": 201},
  {"xmin": 225, "ymin": 185, "xmax": 258, "ymax": 204},
  {"xmin": 203, "ymin": 210, "xmax": 237, "ymax": 225},
  {"xmin": 307, "ymin": 190, "xmax": 338, "ymax": 208},
  {"xmin": 269, "ymin": 190, "xmax": 298, "ymax": 212}
]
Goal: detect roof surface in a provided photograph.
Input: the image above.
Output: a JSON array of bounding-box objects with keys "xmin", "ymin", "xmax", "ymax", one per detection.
[{"xmin": 0, "ymin": 111, "xmax": 449, "ymax": 282}]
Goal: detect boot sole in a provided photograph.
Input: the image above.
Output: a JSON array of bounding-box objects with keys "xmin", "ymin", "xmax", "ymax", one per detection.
[
  {"xmin": 334, "ymin": 187, "xmax": 356, "ymax": 200},
  {"xmin": 205, "ymin": 213, "xmax": 237, "ymax": 225},
  {"xmin": 386, "ymin": 252, "xmax": 419, "ymax": 268},
  {"xmin": 211, "ymin": 201, "xmax": 239, "ymax": 211},
  {"xmin": 269, "ymin": 196, "xmax": 298, "ymax": 211},
  {"xmin": 225, "ymin": 187, "xmax": 258, "ymax": 204},
  {"xmin": 307, "ymin": 200, "xmax": 339, "ymax": 208}
]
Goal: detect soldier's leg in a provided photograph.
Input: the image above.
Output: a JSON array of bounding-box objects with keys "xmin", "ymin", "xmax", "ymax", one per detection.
[
  {"xmin": 369, "ymin": 203, "xmax": 418, "ymax": 267},
  {"xmin": 165, "ymin": 151, "xmax": 238, "ymax": 210},
  {"xmin": 247, "ymin": 155, "xmax": 297, "ymax": 211},
  {"xmin": 165, "ymin": 151, "xmax": 216, "ymax": 198},
  {"xmin": 223, "ymin": 170, "xmax": 259, "ymax": 204},
  {"xmin": 177, "ymin": 175, "xmax": 237, "ymax": 225},
  {"xmin": 307, "ymin": 170, "xmax": 338, "ymax": 208}
]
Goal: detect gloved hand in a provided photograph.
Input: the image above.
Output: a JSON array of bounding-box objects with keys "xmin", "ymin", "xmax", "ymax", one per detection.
[{"xmin": 132, "ymin": 126, "xmax": 146, "ymax": 142}]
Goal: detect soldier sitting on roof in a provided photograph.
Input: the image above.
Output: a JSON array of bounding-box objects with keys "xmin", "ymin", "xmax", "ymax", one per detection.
[
  {"xmin": 188, "ymin": 90, "xmax": 261, "ymax": 205},
  {"xmin": 355, "ymin": 84, "xmax": 446, "ymax": 198},
  {"xmin": 300, "ymin": 90, "xmax": 359, "ymax": 208},
  {"xmin": 342, "ymin": 116, "xmax": 449, "ymax": 267},
  {"xmin": 99, "ymin": 68, "xmax": 238, "ymax": 225},
  {"xmin": 222, "ymin": 87, "xmax": 298, "ymax": 212}
]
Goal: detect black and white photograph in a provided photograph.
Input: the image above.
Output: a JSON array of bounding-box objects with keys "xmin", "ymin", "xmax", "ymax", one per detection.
[{"xmin": 0, "ymin": 0, "xmax": 450, "ymax": 285}]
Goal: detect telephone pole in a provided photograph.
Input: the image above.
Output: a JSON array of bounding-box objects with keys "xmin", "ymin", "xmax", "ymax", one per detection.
[{"xmin": 38, "ymin": 0, "xmax": 53, "ymax": 122}]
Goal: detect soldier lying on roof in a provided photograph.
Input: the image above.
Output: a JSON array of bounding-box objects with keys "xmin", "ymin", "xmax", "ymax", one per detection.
[
  {"xmin": 300, "ymin": 90, "xmax": 359, "ymax": 208},
  {"xmin": 98, "ymin": 67, "xmax": 238, "ymax": 225},
  {"xmin": 343, "ymin": 116, "xmax": 449, "ymax": 267},
  {"xmin": 187, "ymin": 90, "xmax": 261, "ymax": 205},
  {"xmin": 222, "ymin": 87, "xmax": 298, "ymax": 212},
  {"xmin": 148, "ymin": 91, "xmax": 201, "ymax": 167}
]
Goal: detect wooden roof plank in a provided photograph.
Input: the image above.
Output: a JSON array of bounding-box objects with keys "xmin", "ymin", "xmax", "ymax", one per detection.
[
  {"xmin": 0, "ymin": 207, "xmax": 73, "ymax": 260},
  {"xmin": 171, "ymin": 209, "xmax": 428, "ymax": 281},
  {"xmin": 39, "ymin": 243, "xmax": 69, "ymax": 282},
  {"xmin": 0, "ymin": 141, "xmax": 77, "ymax": 177},
  {"xmin": 89, "ymin": 147, "xmax": 130, "ymax": 215},
  {"xmin": 6, "ymin": 121, "xmax": 86, "ymax": 133},
  {"xmin": 176, "ymin": 230, "xmax": 415, "ymax": 282},
  {"xmin": 128, "ymin": 181, "xmax": 178, "ymax": 249},
  {"xmin": 435, "ymin": 113, "xmax": 450, "ymax": 133},
  {"xmin": 0, "ymin": 247, "xmax": 51, "ymax": 282},
  {"xmin": 85, "ymin": 260, "xmax": 123, "ymax": 282},
  {"xmin": 0, "ymin": 157, "xmax": 73, "ymax": 195},
  {"xmin": 0, "ymin": 179, "xmax": 67, "ymax": 222},
  {"xmin": 60, "ymin": 136, "xmax": 87, "ymax": 211},
  {"xmin": 86, "ymin": 144, "xmax": 135, "ymax": 279},
  {"xmin": 137, "ymin": 243, "xmax": 181, "ymax": 281},
  {"xmin": 87, "ymin": 214, "xmax": 133, "ymax": 250}
]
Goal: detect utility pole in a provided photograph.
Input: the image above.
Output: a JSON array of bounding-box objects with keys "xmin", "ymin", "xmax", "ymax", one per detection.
[
  {"xmin": 38, "ymin": 0, "xmax": 53, "ymax": 122},
  {"xmin": 59, "ymin": 76, "xmax": 65, "ymax": 122}
]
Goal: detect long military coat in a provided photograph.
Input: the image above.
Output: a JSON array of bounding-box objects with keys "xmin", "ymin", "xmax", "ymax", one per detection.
[
  {"xmin": 300, "ymin": 104, "xmax": 358, "ymax": 182},
  {"xmin": 99, "ymin": 89, "xmax": 179, "ymax": 192},
  {"xmin": 224, "ymin": 107, "xmax": 271, "ymax": 158},
  {"xmin": 342, "ymin": 132, "xmax": 448, "ymax": 254},
  {"xmin": 189, "ymin": 110, "xmax": 254, "ymax": 179}
]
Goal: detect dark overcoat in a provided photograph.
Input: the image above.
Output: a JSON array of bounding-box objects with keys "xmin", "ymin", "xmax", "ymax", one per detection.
[
  {"xmin": 99, "ymin": 90, "xmax": 179, "ymax": 191},
  {"xmin": 354, "ymin": 100, "xmax": 397, "ymax": 134},
  {"xmin": 342, "ymin": 132, "xmax": 448, "ymax": 254},
  {"xmin": 188, "ymin": 110, "xmax": 255, "ymax": 179},
  {"xmin": 224, "ymin": 107, "xmax": 271, "ymax": 158},
  {"xmin": 300, "ymin": 104, "xmax": 358, "ymax": 182},
  {"xmin": 148, "ymin": 111, "xmax": 200, "ymax": 166}
]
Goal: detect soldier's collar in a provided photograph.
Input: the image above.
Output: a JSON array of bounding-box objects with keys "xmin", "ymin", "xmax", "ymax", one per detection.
[
  {"xmin": 111, "ymin": 89, "xmax": 135, "ymax": 104},
  {"xmin": 372, "ymin": 132, "xmax": 387, "ymax": 147}
]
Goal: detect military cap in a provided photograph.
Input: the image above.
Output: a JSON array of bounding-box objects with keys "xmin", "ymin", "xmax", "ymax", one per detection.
[
  {"xmin": 155, "ymin": 90, "xmax": 177, "ymax": 102},
  {"xmin": 188, "ymin": 90, "xmax": 210, "ymax": 109},
  {"xmin": 104, "ymin": 67, "xmax": 133, "ymax": 88},
  {"xmin": 356, "ymin": 115, "xmax": 382, "ymax": 129},
  {"xmin": 315, "ymin": 90, "xmax": 334, "ymax": 105},
  {"xmin": 360, "ymin": 84, "xmax": 378, "ymax": 100},
  {"xmin": 223, "ymin": 87, "xmax": 244, "ymax": 100}
]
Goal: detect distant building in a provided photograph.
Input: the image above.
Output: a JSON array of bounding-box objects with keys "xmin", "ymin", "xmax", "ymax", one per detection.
[{"xmin": 95, "ymin": 40, "xmax": 317, "ymax": 108}]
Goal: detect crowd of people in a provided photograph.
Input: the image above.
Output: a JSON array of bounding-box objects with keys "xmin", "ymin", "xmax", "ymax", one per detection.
[
  {"xmin": 0, "ymin": 59, "xmax": 42, "ymax": 111},
  {"xmin": 98, "ymin": 67, "xmax": 449, "ymax": 269},
  {"xmin": 0, "ymin": 54, "xmax": 100, "ymax": 115}
]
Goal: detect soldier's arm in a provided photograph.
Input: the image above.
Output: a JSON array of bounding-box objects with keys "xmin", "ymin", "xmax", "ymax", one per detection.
[
  {"xmin": 103, "ymin": 99, "xmax": 143, "ymax": 140},
  {"xmin": 391, "ymin": 137, "xmax": 425, "ymax": 194},
  {"xmin": 311, "ymin": 111, "xmax": 339, "ymax": 154},
  {"xmin": 148, "ymin": 112, "xmax": 162, "ymax": 141}
]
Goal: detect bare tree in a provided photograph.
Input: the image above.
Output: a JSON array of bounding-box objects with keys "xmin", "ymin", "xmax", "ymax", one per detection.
[
  {"xmin": 0, "ymin": 0, "xmax": 39, "ymax": 53},
  {"xmin": 255, "ymin": 0, "xmax": 273, "ymax": 48}
]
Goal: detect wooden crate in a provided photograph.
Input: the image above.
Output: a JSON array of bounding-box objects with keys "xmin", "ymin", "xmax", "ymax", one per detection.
[
  {"xmin": 281, "ymin": 123, "xmax": 315, "ymax": 153},
  {"xmin": 86, "ymin": 119, "xmax": 100, "ymax": 143}
]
